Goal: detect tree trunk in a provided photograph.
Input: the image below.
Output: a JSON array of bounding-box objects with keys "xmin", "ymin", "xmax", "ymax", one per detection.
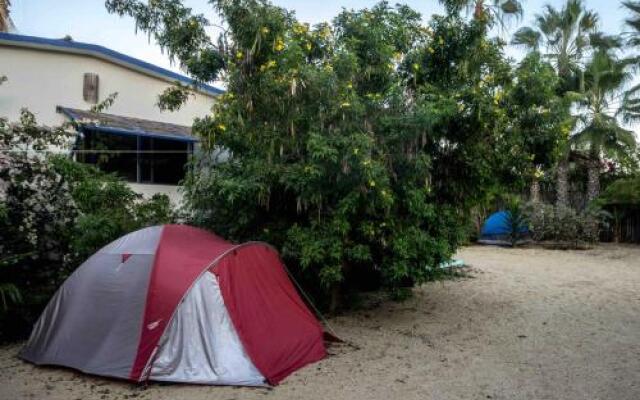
[
  {"xmin": 586, "ymin": 160, "xmax": 600, "ymax": 203},
  {"xmin": 556, "ymin": 160, "xmax": 569, "ymax": 208},
  {"xmin": 530, "ymin": 178, "xmax": 541, "ymax": 203}
]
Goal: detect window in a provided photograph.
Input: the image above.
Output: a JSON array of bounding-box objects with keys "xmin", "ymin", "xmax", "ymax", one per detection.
[{"xmin": 76, "ymin": 130, "xmax": 192, "ymax": 185}]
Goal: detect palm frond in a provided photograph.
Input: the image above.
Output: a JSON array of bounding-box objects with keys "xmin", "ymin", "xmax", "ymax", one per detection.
[{"xmin": 511, "ymin": 27, "xmax": 541, "ymax": 49}]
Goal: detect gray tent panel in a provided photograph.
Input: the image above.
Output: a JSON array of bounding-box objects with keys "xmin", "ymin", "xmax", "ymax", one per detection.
[
  {"xmin": 150, "ymin": 272, "xmax": 265, "ymax": 386},
  {"xmin": 21, "ymin": 226, "xmax": 163, "ymax": 379}
]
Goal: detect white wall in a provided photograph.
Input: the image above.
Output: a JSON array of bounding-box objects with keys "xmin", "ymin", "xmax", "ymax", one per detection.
[{"xmin": 0, "ymin": 46, "xmax": 215, "ymax": 127}]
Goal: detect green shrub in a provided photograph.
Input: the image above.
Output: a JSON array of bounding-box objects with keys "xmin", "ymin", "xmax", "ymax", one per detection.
[
  {"xmin": 597, "ymin": 175, "xmax": 640, "ymax": 206},
  {"xmin": 51, "ymin": 157, "xmax": 176, "ymax": 264},
  {"xmin": 0, "ymin": 111, "xmax": 177, "ymax": 341},
  {"xmin": 526, "ymin": 203, "xmax": 605, "ymax": 247},
  {"xmin": 504, "ymin": 197, "xmax": 530, "ymax": 246}
]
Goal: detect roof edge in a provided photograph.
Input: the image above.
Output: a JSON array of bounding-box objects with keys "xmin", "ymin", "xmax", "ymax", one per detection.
[
  {"xmin": 57, "ymin": 106, "xmax": 199, "ymax": 143},
  {"xmin": 0, "ymin": 32, "xmax": 224, "ymax": 97}
]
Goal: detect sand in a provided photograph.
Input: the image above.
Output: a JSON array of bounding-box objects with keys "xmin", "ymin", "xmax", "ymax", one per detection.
[{"xmin": 1, "ymin": 244, "xmax": 639, "ymax": 400}]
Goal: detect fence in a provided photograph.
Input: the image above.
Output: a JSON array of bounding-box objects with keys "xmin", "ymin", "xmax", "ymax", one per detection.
[{"xmin": 600, "ymin": 208, "xmax": 640, "ymax": 244}]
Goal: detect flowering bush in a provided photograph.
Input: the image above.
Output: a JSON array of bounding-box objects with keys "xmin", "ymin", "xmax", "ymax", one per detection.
[
  {"xmin": 0, "ymin": 110, "xmax": 176, "ymax": 341},
  {"xmin": 0, "ymin": 110, "xmax": 78, "ymax": 340}
]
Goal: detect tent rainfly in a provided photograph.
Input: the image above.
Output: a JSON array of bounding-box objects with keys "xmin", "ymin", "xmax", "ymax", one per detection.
[{"xmin": 21, "ymin": 225, "xmax": 326, "ymax": 386}]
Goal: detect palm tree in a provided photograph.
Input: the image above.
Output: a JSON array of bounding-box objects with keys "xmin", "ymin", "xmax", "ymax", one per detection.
[
  {"xmin": 439, "ymin": 0, "xmax": 523, "ymax": 28},
  {"xmin": 623, "ymin": 1, "xmax": 640, "ymax": 47},
  {"xmin": 512, "ymin": 0, "xmax": 598, "ymax": 87},
  {"xmin": 512, "ymin": 0, "xmax": 599, "ymax": 207},
  {"xmin": 572, "ymin": 50, "xmax": 637, "ymax": 202},
  {"xmin": 620, "ymin": 2, "xmax": 640, "ymax": 122}
]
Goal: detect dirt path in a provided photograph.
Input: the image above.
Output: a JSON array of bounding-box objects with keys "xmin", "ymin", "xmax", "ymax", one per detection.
[{"xmin": 1, "ymin": 245, "xmax": 639, "ymax": 400}]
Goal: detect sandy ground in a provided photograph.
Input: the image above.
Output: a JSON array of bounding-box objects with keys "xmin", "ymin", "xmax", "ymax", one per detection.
[{"xmin": 1, "ymin": 244, "xmax": 639, "ymax": 400}]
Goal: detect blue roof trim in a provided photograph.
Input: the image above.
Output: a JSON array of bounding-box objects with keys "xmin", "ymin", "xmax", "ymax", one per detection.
[
  {"xmin": 0, "ymin": 32, "xmax": 224, "ymax": 96},
  {"xmin": 82, "ymin": 124, "xmax": 199, "ymax": 143},
  {"xmin": 59, "ymin": 107, "xmax": 199, "ymax": 143}
]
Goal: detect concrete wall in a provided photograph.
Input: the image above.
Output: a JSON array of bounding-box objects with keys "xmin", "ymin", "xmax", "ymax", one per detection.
[{"xmin": 0, "ymin": 45, "xmax": 215, "ymax": 127}]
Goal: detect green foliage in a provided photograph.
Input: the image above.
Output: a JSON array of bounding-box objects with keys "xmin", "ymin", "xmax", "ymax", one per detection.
[
  {"xmin": 1, "ymin": 110, "xmax": 78, "ymax": 340},
  {"xmin": 526, "ymin": 203, "xmax": 604, "ymax": 246},
  {"xmin": 511, "ymin": 0, "xmax": 599, "ymax": 90},
  {"xmin": 107, "ymin": 0, "xmax": 536, "ymax": 308},
  {"xmin": 158, "ymin": 83, "xmax": 192, "ymax": 111},
  {"xmin": 50, "ymin": 156, "xmax": 176, "ymax": 264},
  {"xmin": 504, "ymin": 196, "xmax": 529, "ymax": 246},
  {"xmin": 506, "ymin": 52, "xmax": 572, "ymax": 175},
  {"xmin": 572, "ymin": 50, "xmax": 637, "ymax": 169},
  {"xmin": 597, "ymin": 175, "xmax": 640, "ymax": 205},
  {"xmin": 0, "ymin": 111, "xmax": 176, "ymax": 341},
  {"xmin": 90, "ymin": 92, "xmax": 119, "ymax": 113}
]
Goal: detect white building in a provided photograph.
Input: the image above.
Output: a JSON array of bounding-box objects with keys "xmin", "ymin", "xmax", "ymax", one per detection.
[{"xmin": 0, "ymin": 32, "xmax": 221, "ymax": 203}]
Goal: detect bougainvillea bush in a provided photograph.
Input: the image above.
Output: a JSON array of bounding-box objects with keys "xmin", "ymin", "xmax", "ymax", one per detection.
[
  {"xmin": 0, "ymin": 110, "xmax": 78, "ymax": 339},
  {"xmin": 0, "ymin": 110, "xmax": 176, "ymax": 341},
  {"xmin": 105, "ymin": 0, "xmax": 547, "ymax": 308}
]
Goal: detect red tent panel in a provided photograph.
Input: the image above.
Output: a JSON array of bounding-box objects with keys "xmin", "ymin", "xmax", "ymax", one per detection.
[
  {"xmin": 213, "ymin": 244, "xmax": 326, "ymax": 384},
  {"xmin": 130, "ymin": 225, "xmax": 235, "ymax": 380}
]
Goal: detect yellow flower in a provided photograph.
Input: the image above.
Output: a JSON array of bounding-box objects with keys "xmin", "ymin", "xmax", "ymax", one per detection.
[
  {"xmin": 217, "ymin": 124, "xmax": 226, "ymax": 132},
  {"xmin": 493, "ymin": 91, "xmax": 503, "ymax": 104},
  {"xmin": 261, "ymin": 60, "xmax": 277, "ymax": 70},
  {"xmin": 412, "ymin": 63, "xmax": 420, "ymax": 71},
  {"xmin": 274, "ymin": 38, "xmax": 285, "ymax": 52},
  {"xmin": 293, "ymin": 22, "xmax": 309, "ymax": 35},
  {"xmin": 305, "ymin": 42, "xmax": 312, "ymax": 51},
  {"xmin": 236, "ymin": 51, "xmax": 244, "ymax": 60},
  {"xmin": 346, "ymin": 82, "xmax": 353, "ymax": 89},
  {"xmin": 260, "ymin": 26, "xmax": 270, "ymax": 35},
  {"xmin": 369, "ymin": 180, "xmax": 376, "ymax": 188}
]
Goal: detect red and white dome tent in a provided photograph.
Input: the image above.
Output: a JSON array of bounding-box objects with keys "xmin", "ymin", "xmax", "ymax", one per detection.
[{"xmin": 21, "ymin": 225, "xmax": 327, "ymax": 386}]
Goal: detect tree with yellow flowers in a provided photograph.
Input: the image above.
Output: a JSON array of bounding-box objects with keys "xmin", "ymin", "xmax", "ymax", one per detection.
[{"xmin": 106, "ymin": 0, "xmax": 541, "ymax": 309}]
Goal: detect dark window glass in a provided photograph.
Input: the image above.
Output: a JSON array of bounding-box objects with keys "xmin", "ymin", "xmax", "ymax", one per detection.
[
  {"xmin": 77, "ymin": 130, "xmax": 137, "ymax": 182},
  {"xmin": 77, "ymin": 130, "xmax": 190, "ymax": 185},
  {"xmin": 152, "ymin": 139, "xmax": 189, "ymax": 185}
]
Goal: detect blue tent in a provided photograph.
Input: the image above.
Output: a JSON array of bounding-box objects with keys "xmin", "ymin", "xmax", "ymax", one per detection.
[{"xmin": 478, "ymin": 211, "xmax": 529, "ymax": 245}]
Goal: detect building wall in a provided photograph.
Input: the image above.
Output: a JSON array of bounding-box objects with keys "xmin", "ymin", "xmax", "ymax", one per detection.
[
  {"xmin": 0, "ymin": 45, "xmax": 217, "ymax": 204},
  {"xmin": 0, "ymin": 45, "xmax": 215, "ymax": 127}
]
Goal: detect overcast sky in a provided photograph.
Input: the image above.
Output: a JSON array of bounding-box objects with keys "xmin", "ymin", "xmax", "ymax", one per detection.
[{"xmin": 9, "ymin": 0, "xmax": 632, "ymax": 74}]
